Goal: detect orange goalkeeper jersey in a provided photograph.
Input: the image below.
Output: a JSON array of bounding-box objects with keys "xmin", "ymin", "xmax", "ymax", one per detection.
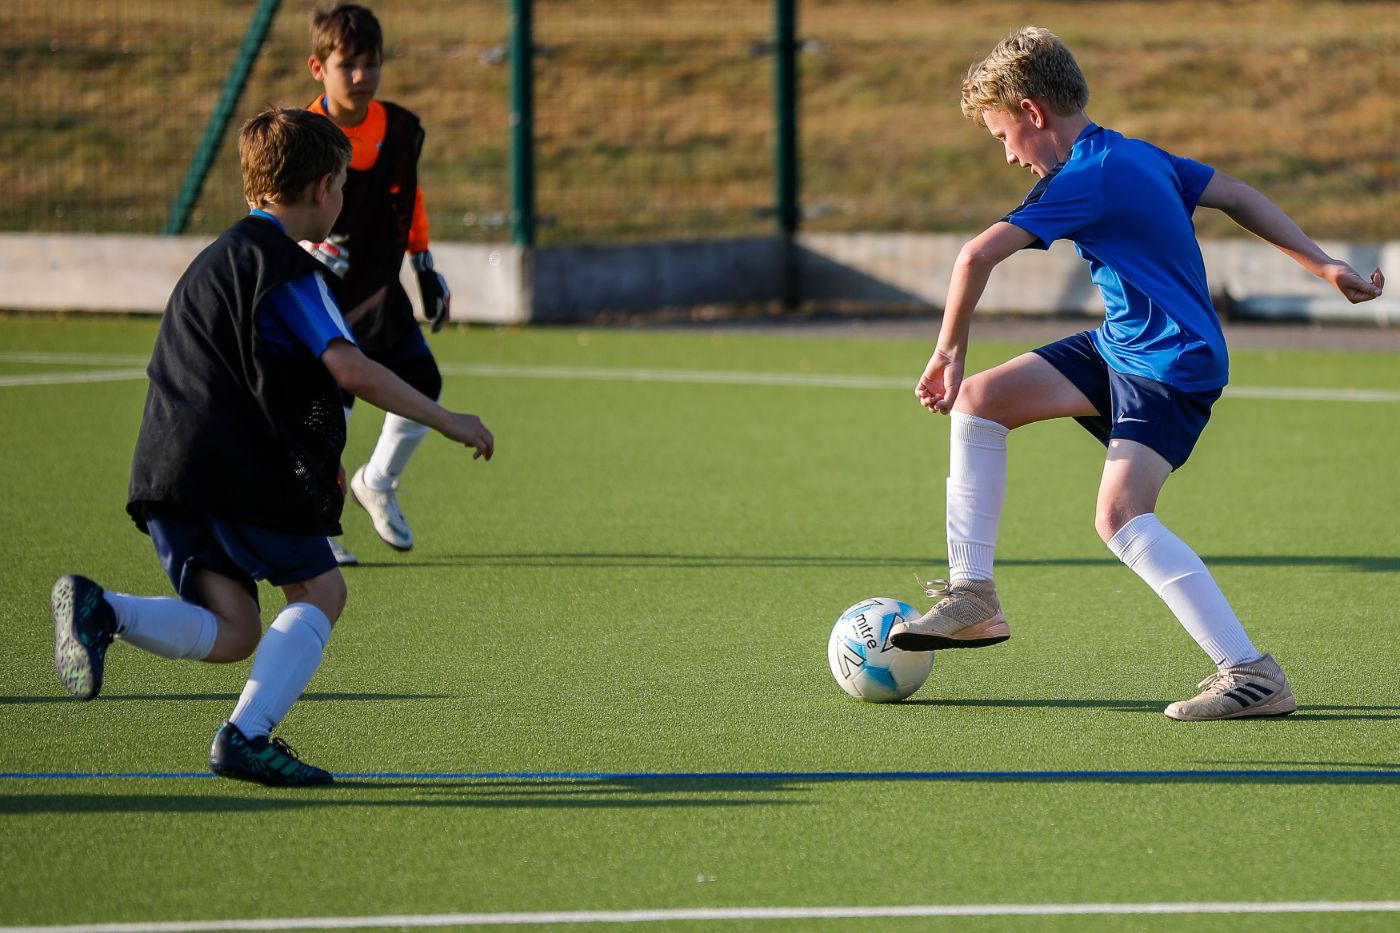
[{"xmin": 308, "ymin": 97, "xmax": 430, "ymax": 254}]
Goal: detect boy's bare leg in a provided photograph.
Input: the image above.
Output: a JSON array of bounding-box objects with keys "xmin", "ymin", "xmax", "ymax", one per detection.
[
  {"xmin": 892, "ymin": 354, "xmax": 1094, "ymax": 651},
  {"xmin": 1099, "ymin": 440, "xmax": 1293, "ymax": 719},
  {"xmin": 53, "ymin": 568, "xmax": 258, "ymax": 700},
  {"xmin": 226, "ymin": 568, "xmax": 344, "ymax": 739},
  {"xmin": 211, "ymin": 569, "xmax": 345, "ymax": 786}
]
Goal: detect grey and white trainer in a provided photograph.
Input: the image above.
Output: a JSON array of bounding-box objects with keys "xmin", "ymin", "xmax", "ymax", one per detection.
[
  {"xmin": 889, "ymin": 576, "xmax": 1011, "ymax": 651},
  {"xmin": 1164, "ymin": 653, "xmax": 1296, "ymax": 721},
  {"xmin": 349, "ymin": 465, "xmax": 413, "ymax": 551}
]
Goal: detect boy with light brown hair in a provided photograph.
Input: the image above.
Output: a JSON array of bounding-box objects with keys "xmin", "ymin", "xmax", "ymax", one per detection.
[
  {"xmin": 51, "ymin": 108, "xmax": 492, "ymax": 786},
  {"xmin": 889, "ymin": 26, "xmax": 1384, "ymax": 720}
]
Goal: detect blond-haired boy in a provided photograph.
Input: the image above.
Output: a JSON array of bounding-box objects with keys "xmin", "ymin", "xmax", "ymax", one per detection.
[
  {"xmin": 51, "ymin": 108, "xmax": 492, "ymax": 785},
  {"xmin": 889, "ymin": 27, "xmax": 1384, "ymax": 720}
]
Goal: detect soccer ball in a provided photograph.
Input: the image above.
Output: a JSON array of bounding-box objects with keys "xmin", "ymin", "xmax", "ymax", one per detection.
[{"xmin": 827, "ymin": 597, "xmax": 933, "ymax": 702}]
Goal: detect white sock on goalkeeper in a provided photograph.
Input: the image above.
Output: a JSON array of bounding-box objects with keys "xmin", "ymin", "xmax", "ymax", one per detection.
[{"xmin": 363, "ymin": 413, "xmax": 430, "ymax": 491}]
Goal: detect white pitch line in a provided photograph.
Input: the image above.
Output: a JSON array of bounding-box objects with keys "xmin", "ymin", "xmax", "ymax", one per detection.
[
  {"xmin": 0, "ymin": 352, "xmax": 149, "ymax": 366},
  {"xmin": 0, "ymin": 353, "xmax": 1396, "ymax": 402},
  {"xmin": 4, "ymin": 901, "xmax": 1399, "ymax": 932},
  {"xmin": 0, "ymin": 369, "xmax": 147, "ymax": 387},
  {"xmin": 1225, "ymin": 385, "xmax": 1400, "ymax": 403},
  {"xmin": 441, "ymin": 362, "xmax": 1400, "ymax": 402}
]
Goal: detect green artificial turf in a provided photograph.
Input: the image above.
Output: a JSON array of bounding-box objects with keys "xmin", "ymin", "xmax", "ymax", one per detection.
[{"xmin": 0, "ymin": 316, "xmax": 1396, "ymax": 931}]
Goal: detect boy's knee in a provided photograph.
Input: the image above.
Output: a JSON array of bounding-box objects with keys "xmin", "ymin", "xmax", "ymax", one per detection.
[
  {"xmin": 207, "ymin": 609, "xmax": 262, "ymax": 663},
  {"xmin": 1096, "ymin": 502, "xmax": 1146, "ymax": 545},
  {"xmin": 952, "ymin": 375, "xmax": 993, "ymax": 418},
  {"xmin": 284, "ymin": 569, "xmax": 347, "ymax": 624}
]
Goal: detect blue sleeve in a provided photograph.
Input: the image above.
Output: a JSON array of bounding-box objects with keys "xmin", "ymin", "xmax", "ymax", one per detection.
[
  {"xmin": 1168, "ymin": 150, "xmax": 1215, "ymax": 214},
  {"xmin": 261, "ymin": 273, "xmax": 355, "ymax": 356},
  {"xmin": 1004, "ymin": 170, "xmax": 1101, "ymax": 251}
]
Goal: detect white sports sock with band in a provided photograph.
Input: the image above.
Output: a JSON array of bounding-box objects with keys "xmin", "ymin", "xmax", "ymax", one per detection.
[
  {"xmin": 946, "ymin": 412, "xmax": 1010, "ymax": 581},
  {"xmin": 364, "ymin": 413, "xmax": 430, "ymax": 491},
  {"xmin": 229, "ymin": 603, "xmax": 332, "ymax": 739},
  {"xmin": 1107, "ymin": 513, "xmax": 1259, "ymax": 669},
  {"xmin": 104, "ymin": 592, "xmax": 218, "ymax": 661}
]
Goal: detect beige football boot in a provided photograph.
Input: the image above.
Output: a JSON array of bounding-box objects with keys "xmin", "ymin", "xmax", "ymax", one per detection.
[
  {"xmin": 1164, "ymin": 653, "xmax": 1296, "ymax": 721},
  {"xmin": 889, "ymin": 576, "xmax": 1011, "ymax": 651}
]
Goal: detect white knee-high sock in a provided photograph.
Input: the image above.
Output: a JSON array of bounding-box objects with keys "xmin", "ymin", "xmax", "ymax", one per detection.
[
  {"xmin": 229, "ymin": 603, "xmax": 332, "ymax": 739},
  {"xmin": 364, "ymin": 413, "xmax": 430, "ymax": 490},
  {"xmin": 946, "ymin": 412, "xmax": 1010, "ymax": 581},
  {"xmin": 1107, "ymin": 513, "xmax": 1259, "ymax": 668},
  {"xmin": 104, "ymin": 593, "xmax": 218, "ymax": 661}
]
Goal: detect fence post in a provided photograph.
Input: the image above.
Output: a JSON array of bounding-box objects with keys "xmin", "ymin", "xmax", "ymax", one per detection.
[
  {"xmin": 509, "ymin": 0, "xmax": 536, "ymax": 247},
  {"xmin": 774, "ymin": 0, "xmax": 800, "ymax": 236},
  {"xmin": 163, "ymin": 0, "xmax": 282, "ymax": 235},
  {"xmin": 774, "ymin": 0, "xmax": 801, "ymax": 307}
]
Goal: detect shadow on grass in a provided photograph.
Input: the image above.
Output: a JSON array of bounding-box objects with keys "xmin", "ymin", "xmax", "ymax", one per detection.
[
  {"xmin": 0, "ymin": 692, "xmax": 453, "ymax": 706},
  {"xmin": 5, "ymin": 765, "xmax": 1399, "ymax": 815},
  {"xmin": 901, "ymin": 699, "xmax": 1400, "ymax": 720},
  {"xmin": 354, "ymin": 551, "xmax": 1400, "ymax": 573},
  {"xmin": 0, "ymin": 778, "xmax": 803, "ymax": 815},
  {"xmin": 1204, "ymin": 760, "xmax": 1400, "ymax": 769},
  {"xmin": 902, "ymin": 697, "xmax": 1167, "ymax": 713}
]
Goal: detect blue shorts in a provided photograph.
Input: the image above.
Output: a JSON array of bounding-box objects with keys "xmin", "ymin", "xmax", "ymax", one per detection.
[
  {"xmin": 1032, "ymin": 331, "xmax": 1221, "ymax": 470},
  {"xmin": 145, "ymin": 506, "xmax": 338, "ymax": 605}
]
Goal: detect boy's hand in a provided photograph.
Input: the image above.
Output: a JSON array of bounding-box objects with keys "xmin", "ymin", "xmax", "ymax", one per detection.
[
  {"xmin": 915, "ymin": 349, "xmax": 964, "ymax": 414},
  {"xmin": 300, "ymin": 234, "xmax": 351, "ymax": 279},
  {"xmin": 440, "ymin": 412, "xmax": 494, "ymax": 461},
  {"xmin": 411, "ymin": 251, "xmax": 451, "ymax": 332},
  {"xmin": 1325, "ymin": 262, "xmax": 1385, "ymax": 303}
]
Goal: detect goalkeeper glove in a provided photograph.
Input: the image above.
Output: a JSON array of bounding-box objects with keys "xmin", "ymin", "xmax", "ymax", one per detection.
[
  {"xmin": 300, "ymin": 234, "xmax": 351, "ymax": 279},
  {"xmin": 411, "ymin": 250, "xmax": 451, "ymax": 332}
]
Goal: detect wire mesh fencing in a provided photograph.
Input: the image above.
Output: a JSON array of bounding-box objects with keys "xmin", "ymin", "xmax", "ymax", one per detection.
[{"xmin": 5, "ymin": 1, "xmax": 1400, "ymax": 244}]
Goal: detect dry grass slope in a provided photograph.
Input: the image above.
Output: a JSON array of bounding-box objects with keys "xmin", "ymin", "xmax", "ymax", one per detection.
[{"xmin": 4, "ymin": 0, "xmax": 1398, "ymax": 242}]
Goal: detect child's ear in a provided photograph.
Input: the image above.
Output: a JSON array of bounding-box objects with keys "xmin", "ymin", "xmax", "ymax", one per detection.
[
  {"xmin": 310, "ymin": 172, "xmax": 333, "ymax": 204},
  {"xmin": 308, "ymin": 55, "xmax": 325, "ymax": 80},
  {"xmin": 1019, "ymin": 97, "xmax": 1048, "ymax": 128}
]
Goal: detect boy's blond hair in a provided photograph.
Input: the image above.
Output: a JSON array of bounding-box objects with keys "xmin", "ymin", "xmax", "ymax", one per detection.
[
  {"xmin": 309, "ymin": 2, "xmax": 383, "ymax": 62},
  {"xmin": 239, "ymin": 108, "xmax": 351, "ymax": 209},
  {"xmin": 961, "ymin": 26, "xmax": 1089, "ymax": 126}
]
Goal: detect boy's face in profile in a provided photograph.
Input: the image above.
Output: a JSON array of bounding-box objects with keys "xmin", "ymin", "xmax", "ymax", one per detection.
[
  {"xmin": 309, "ymin": 46, "xmax": 382, "ymax": 122},
  {"xmin": 984, "ymin": 105, "xmax": 1060, "ymax": 179}
]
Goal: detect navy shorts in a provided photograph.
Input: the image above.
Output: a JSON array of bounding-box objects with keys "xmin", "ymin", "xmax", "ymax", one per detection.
[
  {"xmin": 145, "ymin": 506, "xmax": 338, "ymax": 605},
  {"xmin": 1032, "ymin": 331, "xmax": 1222, "ymax": 470}
]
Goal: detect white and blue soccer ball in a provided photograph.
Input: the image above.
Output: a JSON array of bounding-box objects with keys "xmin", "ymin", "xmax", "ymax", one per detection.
[{"xmin": 827, "ymin": 597, "xmax": 934, "ymax": 702}]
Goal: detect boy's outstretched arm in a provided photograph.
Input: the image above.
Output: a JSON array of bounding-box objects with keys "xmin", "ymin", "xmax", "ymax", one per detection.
[
  {"xmin": 1197, "ymin": 171, "xmax": 1385, "ymax": 303},
  {"xmin": 918, "ymin": 222, "xmax": 1037, "ymax": 414},
  {"xmin": 321, "ymin": 339, "xmax": 494, "ymax": 460}
]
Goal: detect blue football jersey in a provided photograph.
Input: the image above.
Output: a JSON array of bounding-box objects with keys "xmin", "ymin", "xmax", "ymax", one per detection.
[{"xmin": 1005, "ymin": 125, "xmax": 1227, "ymax": 391}]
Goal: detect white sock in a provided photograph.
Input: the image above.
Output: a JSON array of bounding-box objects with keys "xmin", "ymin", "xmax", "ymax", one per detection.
[
  {"xmin": 104, "ymin": 592, "xmax": 218, "ymax": 661},
  {"xmin": 1107, "ymin": 513, "xmax": 1259, "ymax": 668},
  {"xmin": 946, "ymin": 412, "xmax": 1009, "ymax": 581},
  {"xmin": 229, "ymin": 603, "xmax": 332, "ymax": 739},
  {"xmin": 364, "ymin": 413, "xmax": 430, "ymax": 490}
]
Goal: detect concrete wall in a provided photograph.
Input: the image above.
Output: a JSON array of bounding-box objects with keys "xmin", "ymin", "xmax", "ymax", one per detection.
[{"xmin": 2, "ymin": 231, "xmax": 1396, "ymax": 325}]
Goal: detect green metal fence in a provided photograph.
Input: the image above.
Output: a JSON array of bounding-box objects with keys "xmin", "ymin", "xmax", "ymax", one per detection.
[{"xmin": 6, "ymin": 1, "xmax": 1400, "ymax": 244}]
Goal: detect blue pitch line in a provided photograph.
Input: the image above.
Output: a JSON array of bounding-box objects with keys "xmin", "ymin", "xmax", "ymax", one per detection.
[{"xmin": 1, "ymin": 768, "xmax": 1398, "ymax": 781}]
